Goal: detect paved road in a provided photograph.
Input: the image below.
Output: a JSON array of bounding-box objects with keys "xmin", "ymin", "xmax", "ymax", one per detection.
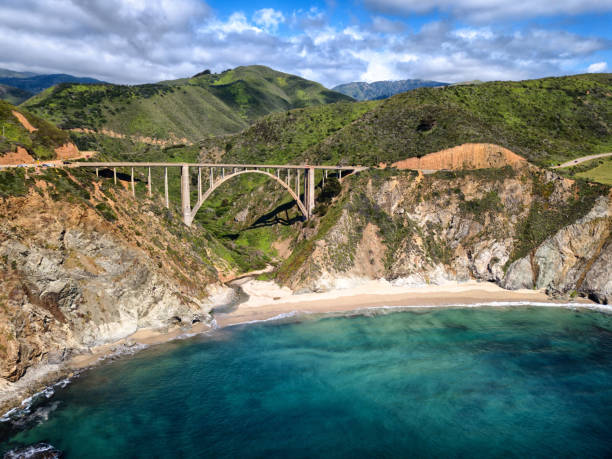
[{"xmin": 552, "ymin": 152, "xmax": 612, "ymax": 169}]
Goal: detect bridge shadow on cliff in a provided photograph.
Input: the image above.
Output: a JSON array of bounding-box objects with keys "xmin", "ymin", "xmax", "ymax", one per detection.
[
  {"xmin": 96, "ymin": 168, "xmax": 144, "ymax": 183},
  {"xmin": 219, "ymin": 200, "xmax": 304, "ymax": 240},
  {"xmin": 249, "ymin": 200, "xmax": 305, "ymax": 229}
]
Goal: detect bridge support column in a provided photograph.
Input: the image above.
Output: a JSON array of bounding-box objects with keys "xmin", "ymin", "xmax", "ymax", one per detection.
[
  {"xmin": 197, "ymin": 167, "xmax": 202, "ymax": 199},
  {"xmin": 209, "ymin": 168, "xmax": 213, "ymax": 188},
  {"xmin": 131, "ymin": 168, "xmax": 135, "ymax": 197},
  {"xmin": 147, "ymin": 167, "xmax": 152, "ymax": 197},
  {"xmin": 307, "ymin": 167, "xmax": 315, "ymax": 218},
  {"xmin": 95, "ymin": 168, "xmax": 99, "ymax": 177},
  {"xmin": 164, "ymin": 167, "xmax": 169, "ymax": 208},
  {"xmin": 181, "ymin": 165, "xmax": 191, "ymax": 226},
  {"xmin": 113, "ymin": 168, "xmax": 117, "ymax": 185},
  {"xmin": 296, "ymin": 169, "xmax": 300, "ymax": 198}
]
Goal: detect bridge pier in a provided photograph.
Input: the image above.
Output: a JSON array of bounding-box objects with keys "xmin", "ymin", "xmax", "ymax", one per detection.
[
  {"xmin": 197, "ymin": 167, "xmax": 202, "ymax": 199},
  {"xmin": 131, "ymin": 167, "xmax": 135, "ymax": 197},
  {"xmin": 147, "ymin": 167, "xmax": 152, "ymax": 197},
  {"xmin": 307, "ymin": 167, "xmax": 315, "ymax": 217},
  {"xmin": 181, "ymin": 165, "xmax": 191, "ymax": 226},
  {"xmin": 164, "ymin": 167, "xmax": 169, "ymax": 208}
]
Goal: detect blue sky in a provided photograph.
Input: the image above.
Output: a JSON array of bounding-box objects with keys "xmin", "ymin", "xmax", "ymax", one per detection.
[{"xmin": 0, "ymin": 0, "xmax": 610, "ymax": 86}]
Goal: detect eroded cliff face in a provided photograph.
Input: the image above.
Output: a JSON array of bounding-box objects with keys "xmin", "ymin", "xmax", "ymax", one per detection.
[
  {"xmin": 0, "ymin": 174, "xmax": 226, "ymax": 385},
  {"xmin": 280, "ymin": 165, "xmax": 611, "ymax": 303}
]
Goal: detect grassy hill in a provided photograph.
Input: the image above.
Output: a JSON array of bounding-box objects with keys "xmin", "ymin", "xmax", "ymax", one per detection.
[
  {"xmin": 332, "ymin": 79, "xmax": 449, "ymax": 100},
  {"xmin": 0, "ymin": 84, "xmax": 33, "ymax": 105},
  {"xmin": 208, "ymin": 73, "xmax": 612, "ymax": 167},
  {"xmin": 0, "ymin": 100, "xmax": 71, "ymax": 160},
  {"xmin": 22, "ymin": 66, "xmax": 353, "ymax": 143}
]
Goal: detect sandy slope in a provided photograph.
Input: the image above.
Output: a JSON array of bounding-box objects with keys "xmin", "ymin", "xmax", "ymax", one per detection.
[{"xmin": 391, "ymin": 143, "xmax": 526, "ymax": 171}]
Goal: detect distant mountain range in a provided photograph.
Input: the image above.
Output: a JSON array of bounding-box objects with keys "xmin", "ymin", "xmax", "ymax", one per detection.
[
  {"xmin": 0, "ymin": 84, "xmax": 33, "ymax": 105},
  {"xmin": 332, "ymin": 79, "xmax": 449, "ymax": 100},
  {"xmin": 0, "ymin": 68, "xmax": 106, "ymax": 104}
]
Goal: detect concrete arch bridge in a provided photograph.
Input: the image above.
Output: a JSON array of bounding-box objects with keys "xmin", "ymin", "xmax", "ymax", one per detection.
[{"xmin": 70, "ymin": 162, "xmax": 366, "ymax": 226}]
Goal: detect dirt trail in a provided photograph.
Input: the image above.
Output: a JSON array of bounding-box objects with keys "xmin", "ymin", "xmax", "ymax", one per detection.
[
  {"xmin": 552, "ymin": 152, "xmax": 612, "ymax": 169},
  {"xmin": 11, "ymin": 110, "xmax": 37, "ymax": 133},
  {"xmin": 392, "ymin": 143, "xmax": 526, "ymax": 171},
  {"xmin": 0, "ymin": 149, "xmax": 95, "ymax": 167}
]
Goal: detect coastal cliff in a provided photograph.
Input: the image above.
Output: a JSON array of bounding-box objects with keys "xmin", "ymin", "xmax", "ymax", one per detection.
[
  {"xmin": 276, "ymin": 164, "xmax": 611, "ymax": 303},
  {"xmin": 0, "ymin": 168, "xmax": 235, "ymax": 410}
]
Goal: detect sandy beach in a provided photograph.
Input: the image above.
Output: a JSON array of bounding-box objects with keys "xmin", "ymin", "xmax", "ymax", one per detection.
[{"xmin": 215, "ymin": 279, "xmax": 597, "ymax": 327}]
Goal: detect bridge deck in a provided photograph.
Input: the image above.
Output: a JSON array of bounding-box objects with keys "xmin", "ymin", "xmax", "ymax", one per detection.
[{"xmin": 69, "ymin": 162, "xmax": 364, "ymax": 170}]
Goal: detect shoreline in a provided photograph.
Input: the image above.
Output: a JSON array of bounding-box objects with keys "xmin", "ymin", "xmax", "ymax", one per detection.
[
  {"xmin": 214, "ymin": 279, "xmax": 598, "ymax": 327},
  {"xmin": 0, "ymin": 280, "xmax": 603, "ymax": 419}
]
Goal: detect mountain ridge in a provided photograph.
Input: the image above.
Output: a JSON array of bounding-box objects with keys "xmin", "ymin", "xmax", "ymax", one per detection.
[
  {"xmin": 208, "ymin": 73, "xmax": 612, "ymax": 168},
  {"xmin": 332, "ymin": 78, "xmax": 449, "ymax": 100},
  {"xmin": 22, "ymin": 65, "xmax": 353, "ymax": 143}
]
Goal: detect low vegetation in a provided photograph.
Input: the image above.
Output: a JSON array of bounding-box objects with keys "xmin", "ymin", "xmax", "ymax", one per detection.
[
  {"xmin": 0, "ymin": 100, "xmax": 70, "ymax": 160},
  {"xmin": 23, "ymin": 65, "xmax": 352, "ymax": 142},
  {"xmin": 205, "ymin": 73, "xmax": 612, "ymax": 167}
]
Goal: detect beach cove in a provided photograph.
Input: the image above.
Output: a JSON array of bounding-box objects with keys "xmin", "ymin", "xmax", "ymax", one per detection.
[{"xmin": 1, "ymin": 294, "xmax": 612, "ymax": 457}]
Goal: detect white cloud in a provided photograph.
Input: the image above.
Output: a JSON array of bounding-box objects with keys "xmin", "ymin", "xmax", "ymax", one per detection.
[
  {"xmin": 587, "ymin": 61, "xmax": 608, "ymax": 72},
  {"xmin": 253, "ymin": 8, "xmax": 285, "ymax": 32},
  {"xmin": 364, "ymin": 0, "xmax": 612, "ymax": 21},
  {"xmin": 0, "ymin": 1, "xmax": 607, "ymax": 88}
]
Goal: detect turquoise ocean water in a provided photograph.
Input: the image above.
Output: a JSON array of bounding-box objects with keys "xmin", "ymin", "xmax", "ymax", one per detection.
[{"xmin": 1, "ymin": 306, "xmax": 612, "ymax": 458}]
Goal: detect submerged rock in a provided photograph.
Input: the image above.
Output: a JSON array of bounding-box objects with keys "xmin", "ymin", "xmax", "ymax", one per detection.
[{"xmin": 3, "ymin": 442, "xmax": 62, "ymax": 459}]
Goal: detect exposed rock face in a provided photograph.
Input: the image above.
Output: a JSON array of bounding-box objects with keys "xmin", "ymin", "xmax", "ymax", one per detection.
[
  {"xmin": 0, "ymin": 184, "xmax": 222, "ymax": 385},
  {"xmin": 581, "ymin": 240, "xmax": 612, "ymax": 304},
  {"xmin": 281, "ymin": 166, "xmax": 611, "ymax": 304},
  {"xmin": 392, "ymin": 143, "xmax": 526, "ymax": 171}
]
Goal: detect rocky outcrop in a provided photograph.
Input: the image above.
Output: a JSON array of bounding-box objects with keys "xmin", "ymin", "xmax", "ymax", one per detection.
[
  {"xmin": 280, "ymin": 166, "xmax": 611, "ymax": 303},
  {"xmin": 0, "ymin": 180, "xmax": 224, "ymax": 386}
]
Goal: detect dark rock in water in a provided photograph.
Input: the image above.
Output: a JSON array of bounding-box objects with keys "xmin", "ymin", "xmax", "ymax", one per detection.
[{"xmin": 3, "ymin": 442, "xmax": 62, "ymax": 459}]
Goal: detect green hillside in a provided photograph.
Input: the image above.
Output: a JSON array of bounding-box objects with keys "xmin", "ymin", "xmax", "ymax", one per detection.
[
  {"xmin": 22, "ymin": 66, "xmax": 352, "ymax": 142},
  {"xmin": 0, "ymin": 84, "xmax": 33, "ymax": 105},
  {"xmin": 0, "ymin": 100, "xmax": 70, "ymax": 160},
  {"xmin": 209, "ymin": 73, "xmax": 612, "ymax": 167}
]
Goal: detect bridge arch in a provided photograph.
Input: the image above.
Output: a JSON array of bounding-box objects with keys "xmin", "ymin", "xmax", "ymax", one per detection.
[{"xmin": 187, "ymin": 169, "xmax": 308, "ymax": 226}]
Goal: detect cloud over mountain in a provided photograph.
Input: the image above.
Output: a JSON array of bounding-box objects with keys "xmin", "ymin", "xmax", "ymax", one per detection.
[{"xmin": 0, "ymin": 0, "xmax": 609, "ymax": 87}]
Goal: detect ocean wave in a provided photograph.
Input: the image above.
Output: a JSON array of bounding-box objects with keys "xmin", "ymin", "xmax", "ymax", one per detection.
[
  {"xmin": 3, "ymin": 442, "xmax": 62, "ymax": 459},
  {"xmin": 225, "ymin": 301, "xmax": 612, "ymax": 327},
  {"xmin": 355, "ymin": 301, "xmax": 612, "ymax": 313},
  {"xmin": 0, "ymin": 377, "xmax": 73, "ymax": 425},
  {"xmin": 230, "ymin": 310, "xmax": 302, "ymax": 326}
]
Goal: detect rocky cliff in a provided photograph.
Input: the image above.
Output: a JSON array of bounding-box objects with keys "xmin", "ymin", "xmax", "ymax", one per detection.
[
  {"xmin": 0, "ymin": 167, "xmax": 232, "ymax": 408},
  {"xmin": 277, "ymin": 164, "xmax": 611, "ymax": 303}
]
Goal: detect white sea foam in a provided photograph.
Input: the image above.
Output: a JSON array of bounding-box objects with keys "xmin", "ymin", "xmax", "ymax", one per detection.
[
  {"xmin": 226, "ymin": 301, "xmax": 612, "ymax": 327},
  {"xmin": 0, "ymin": 377, "xmax": 73, "ymax": 423},
  {"xmin": 231, "ymin": 310, "xmax": 302, "ymax": 326}
]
